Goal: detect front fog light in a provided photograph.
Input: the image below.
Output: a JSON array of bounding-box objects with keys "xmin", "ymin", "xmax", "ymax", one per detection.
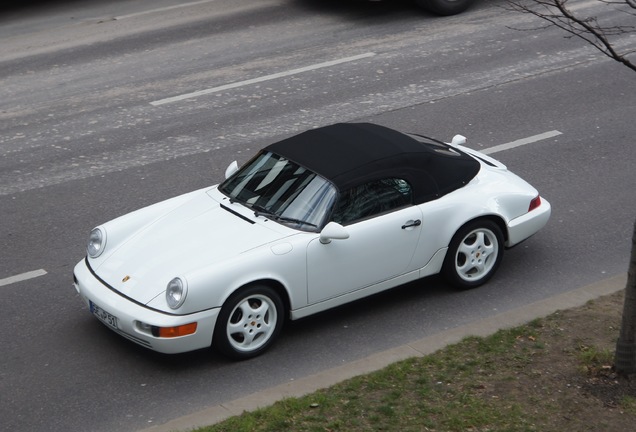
[
  {"xmin": 137, "ymin": 322, "xmax": 153, "ymax": 334},
  {"xmin": 166, "ymin": 277, "xmax": 187, "ymax": 309}
]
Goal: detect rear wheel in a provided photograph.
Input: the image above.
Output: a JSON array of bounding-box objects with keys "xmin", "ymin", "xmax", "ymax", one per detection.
[
  {"xmin": 442, "ymin": 220, "xmax": 504, "ymax": 289},
  {"xmin": 416, "ymin": 0, "xmax": 474, "ymax": 16},
  {"xmin": 213, "ymin": 285, "xmax": 284, "ymax": 360}
]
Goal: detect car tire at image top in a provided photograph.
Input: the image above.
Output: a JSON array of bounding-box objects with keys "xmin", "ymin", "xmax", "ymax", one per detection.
[
  {"xmin": 416, "ymin": 0, "xmax": 474, "ymax": 16},
  {"xmin": 213, "ymin": 285, "xmax": 284, "ymax": 360},
  {"xmin": 442, "ymin": 219, "xmax": 504, "ymax": 289}
]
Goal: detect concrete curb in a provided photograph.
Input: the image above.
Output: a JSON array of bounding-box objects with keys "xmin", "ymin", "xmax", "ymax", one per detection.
[{"xmin": 141, "ymin": 273, "xmax": 627, "ymax": 432}]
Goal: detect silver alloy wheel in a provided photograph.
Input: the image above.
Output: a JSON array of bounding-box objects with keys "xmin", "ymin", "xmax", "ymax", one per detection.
[
  {"xmin": 454, "ymin": 227, "xmax": 499, "ymax": 282},
  {"xmin": 226, "ymin": 293, "xmax": 278, "ymax": 353}
]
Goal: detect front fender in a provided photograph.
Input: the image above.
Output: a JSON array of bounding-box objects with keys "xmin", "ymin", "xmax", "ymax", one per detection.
[{"xmin": 147, "ymin": 234, "xmax": 312, "ymax": 315}]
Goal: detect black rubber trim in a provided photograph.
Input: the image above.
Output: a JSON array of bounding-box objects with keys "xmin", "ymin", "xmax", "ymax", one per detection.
[
  {"xmin": 221, "ymin": 203, "xmax": 255, "ymax": 224},
  {"xmin": 471, "ymin": 154, "xmax": 497, "ymax": 167},
  {"xmin": 84, "ymin": 257, "xmax": 212, "ymax": 317}
]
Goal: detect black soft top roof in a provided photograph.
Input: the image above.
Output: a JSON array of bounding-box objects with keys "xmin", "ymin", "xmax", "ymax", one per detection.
[{"xmin": 265, "ymin": 123, "xmax": 480, "ymax": 204}]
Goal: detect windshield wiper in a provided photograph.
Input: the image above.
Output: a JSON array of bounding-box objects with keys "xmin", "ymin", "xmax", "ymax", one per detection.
[
  {"xmin": 251, "ymin": 204, "xmax": 275, "ymax": 218},
  {"xmin": 251, "ymin": 205, "xmax": 317, "ymax": 228}
]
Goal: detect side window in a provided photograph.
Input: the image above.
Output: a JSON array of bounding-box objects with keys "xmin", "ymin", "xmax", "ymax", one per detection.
[{"xmin": 331, "ymin": 178, "xmax": 412, "ymax": 225}]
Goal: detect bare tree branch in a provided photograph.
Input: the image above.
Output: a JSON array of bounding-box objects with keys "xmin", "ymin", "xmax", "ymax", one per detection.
[{"xmin": 506, "ymin": 0, "xmax": 636, "ymax": 72}]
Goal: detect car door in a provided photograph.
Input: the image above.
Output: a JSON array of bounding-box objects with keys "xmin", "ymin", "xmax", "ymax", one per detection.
[{"xmin": 306, "ymin": 178, "xmax": 423, "ymax": 304}]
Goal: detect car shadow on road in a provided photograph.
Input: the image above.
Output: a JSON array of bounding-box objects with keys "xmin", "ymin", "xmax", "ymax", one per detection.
[
  {"xmin": 71, "ymin": 273, "xmax": 458, "ymax": 370},
  {"xmin": 294, "ymin": 0, "xmax": 429, "ymax": 19},
  {"xmin": 3, "ymin": 0, "xmax": 87, "ymax": 14}
]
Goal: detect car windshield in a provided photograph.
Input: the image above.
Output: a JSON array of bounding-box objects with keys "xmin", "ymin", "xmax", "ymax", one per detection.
[{"xmin": 219, "ymin": 151, "xmax": 337, "ymax": 232}]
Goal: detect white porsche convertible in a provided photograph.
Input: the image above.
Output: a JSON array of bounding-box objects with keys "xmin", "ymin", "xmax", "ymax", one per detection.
[{"xmin": 73, "ymin": 123, "xmax": 551, "ymax": 359}]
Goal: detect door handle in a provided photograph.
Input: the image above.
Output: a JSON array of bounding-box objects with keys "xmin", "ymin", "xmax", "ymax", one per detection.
[{"xmin": 401, "ymin": 219, "xmax": 421, "ymax": 229}]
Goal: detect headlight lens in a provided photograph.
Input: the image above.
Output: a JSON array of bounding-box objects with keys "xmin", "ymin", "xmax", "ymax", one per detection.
[
  {"xmin": 166, "ymin": 277, "xmax": 188, "ymax": 310},
  {"xmin": 87, "ymin": 227, "xmax": 106, "ymax": 258}
]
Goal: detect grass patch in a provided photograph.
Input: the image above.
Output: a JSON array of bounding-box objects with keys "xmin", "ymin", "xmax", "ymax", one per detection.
[{"xmin": 195, "ymin": 291, "xmax": 636, "ymax": 432}]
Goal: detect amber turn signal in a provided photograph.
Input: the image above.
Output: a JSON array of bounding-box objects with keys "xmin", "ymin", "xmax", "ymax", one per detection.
[{"xmin": 153, "ymin": 322, "xmax": 198, "ymax": 338}]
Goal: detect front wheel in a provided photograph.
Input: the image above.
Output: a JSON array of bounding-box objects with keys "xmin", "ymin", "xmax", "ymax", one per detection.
[
  {"xmin": 213, "ymin": 285, "xmax": 284, "ymax": 360},
  {"xmin": 442, "ymin": 220, "xmax": 504, "ymax": 289},
  {"xmin": 415, "ymin": 0, "xmax": 474, "ymax": 16}
]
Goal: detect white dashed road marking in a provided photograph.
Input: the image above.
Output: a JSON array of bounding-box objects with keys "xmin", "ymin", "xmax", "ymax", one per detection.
[
  {"xmin": 0, "ymin": 269, "xmax": 48, "ymax": 287},
  {"xmin": 114, "ymin": 0, "xmax": 219, "ymax": 20},
  {"xmin": 482, "ymin": 130, "xmax": 562, "ymax": 155},
  {"xmin": 150, "ymin": 52, "xmax": 377, "ymax": 106}
]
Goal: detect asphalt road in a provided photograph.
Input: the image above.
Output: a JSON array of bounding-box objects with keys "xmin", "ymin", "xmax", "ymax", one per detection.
[{"xmin": 1, "ymin": 0, "xmax": 635, "ymax": 431}]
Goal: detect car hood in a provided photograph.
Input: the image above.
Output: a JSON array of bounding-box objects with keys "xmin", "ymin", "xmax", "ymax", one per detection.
[{"xmin": 92, "ymin": 192, "xmax": 286, "ymax": 304}]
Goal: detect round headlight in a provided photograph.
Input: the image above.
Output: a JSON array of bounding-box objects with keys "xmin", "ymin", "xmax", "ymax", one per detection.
[
  {"xmin": 166, "ymin": 277, "xmax": 188, "ymax": 310},
  {"xmin": 87, "ymin": 227, "xmax": 106, "ymax": 258}
]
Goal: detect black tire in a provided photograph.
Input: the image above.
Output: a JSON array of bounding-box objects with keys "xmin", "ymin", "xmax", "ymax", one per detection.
[
  {"xmin": 442, "ymin": 219, "xmax": 504, "ymax": 289},
  {"xmin": 416, "ymin": 0, "xmax": 474, "ymax": 16},
  {"xmin": 213, "ymin": 285, "xmax": 284, "ymax": 360}
]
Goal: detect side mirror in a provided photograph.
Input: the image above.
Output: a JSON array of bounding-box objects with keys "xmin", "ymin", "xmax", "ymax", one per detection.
[
  {"xmin": 225, "ymin": 161, "xmax": 239, "ymax": 179},
  {"xmin": 319, "ymin": 222, "xmax": 350, "ymax": 244},
  {"xmin": 450, "ymin": 134, "xmax": 466, "ymax": 147}
]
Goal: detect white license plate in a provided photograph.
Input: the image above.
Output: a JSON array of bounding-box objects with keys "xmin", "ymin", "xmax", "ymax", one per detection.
[{"xmin": 90, "ymin": 301, "xmax": 119, "ymax": 330}]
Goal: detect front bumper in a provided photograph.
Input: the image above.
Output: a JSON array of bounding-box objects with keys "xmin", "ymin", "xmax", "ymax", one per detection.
[{"xmin": 73, "ymin": 258, "xmax": 219, "ymax": 354}]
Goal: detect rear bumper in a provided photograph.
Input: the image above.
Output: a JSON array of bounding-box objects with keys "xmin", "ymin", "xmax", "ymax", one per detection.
[
  {"xmin": 506, "ymin": 197, "xmax": 551, "ymax": 247},
  {"xmin": 73, "ymin": 258, "xmax": 219, "ymax": 354}
]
